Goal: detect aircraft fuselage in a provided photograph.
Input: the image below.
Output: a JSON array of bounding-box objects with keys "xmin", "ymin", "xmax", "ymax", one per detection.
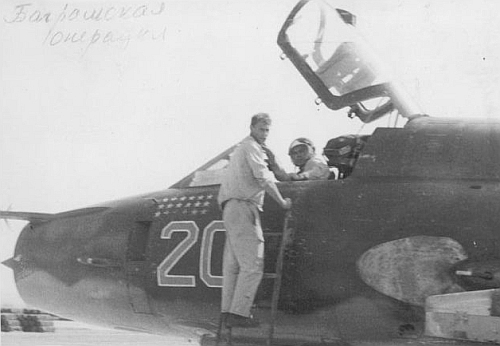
[{"xmin": 11, "ymin": 116, "xmax": 500, "ymax": 342}]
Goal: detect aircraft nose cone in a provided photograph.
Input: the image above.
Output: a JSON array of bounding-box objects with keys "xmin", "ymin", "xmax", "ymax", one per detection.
[
  {"xmin": 2, "ymin": 256, "xmax": 17, "ymax": 269},
  {"xmin": 8, "ymin": 207, "xmax": 166, "ymax": 333},
  {"xmin": 10, "ymin": 215, "xmax": 116, "ymax": 315},
  {"xmin": 11, "ymin": 222, "xmax": 69, "ymax": 305}
]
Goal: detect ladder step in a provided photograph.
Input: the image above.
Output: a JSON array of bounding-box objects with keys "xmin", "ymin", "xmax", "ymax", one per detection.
[
  {"xmin": 264, "ymin": 232, "xmax": 282, "ymax": 237},
  {"xmin": 262, "ymin": 273, "xmax": 278, "ymax": 279}
]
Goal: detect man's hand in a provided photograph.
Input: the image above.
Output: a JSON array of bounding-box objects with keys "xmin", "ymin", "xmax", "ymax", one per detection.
[
  {"xmin": 261, "ymin": 144, "xmax": 277, "ymax": 169},
  {"xmin": 289, "ymin": 173, "xmax": 306, "ymax": 181},
  {"xmin": 282, "ymin": 197, "xmax": 292, "ymax": 210}
]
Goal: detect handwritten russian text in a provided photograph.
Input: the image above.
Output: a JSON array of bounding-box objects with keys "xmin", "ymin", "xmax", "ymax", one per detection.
[{"xmin": 4, "ymin": 2, "xmax": 167, "ymax": 53}]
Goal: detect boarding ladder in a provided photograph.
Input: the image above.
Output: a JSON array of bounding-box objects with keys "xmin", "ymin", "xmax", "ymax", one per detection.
[{"xmin": 216, "ymin": 210, "xmax": 295, "ymax": 346}]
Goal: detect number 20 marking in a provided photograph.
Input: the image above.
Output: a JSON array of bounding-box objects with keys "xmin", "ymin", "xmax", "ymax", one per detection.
[{"xmin": 157, "ymin": 221, "xmax": 225, "ymax": 288}]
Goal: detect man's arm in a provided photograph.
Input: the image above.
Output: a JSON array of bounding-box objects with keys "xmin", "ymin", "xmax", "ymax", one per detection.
[
  {"xmin": 263, "ymin": 181, "xmax": 292, "ymax": 209},
  {"xmin": 261, "ymin": 145, "xmax": 291, "ymax": 182},
  {"xmin": 246, "ymin": 143, "xmax": 292, "ymax": 209}
]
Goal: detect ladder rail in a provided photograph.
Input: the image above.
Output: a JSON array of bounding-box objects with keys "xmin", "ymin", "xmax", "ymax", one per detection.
[{"xmin": 267, "ymin": 210, "xmax": 294, "ymax": 346}]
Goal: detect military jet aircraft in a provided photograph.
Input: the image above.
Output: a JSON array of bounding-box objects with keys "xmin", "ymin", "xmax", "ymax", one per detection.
[{"xmin": 2, "ymin": 0, "xmax": 500, "ymax": 345}]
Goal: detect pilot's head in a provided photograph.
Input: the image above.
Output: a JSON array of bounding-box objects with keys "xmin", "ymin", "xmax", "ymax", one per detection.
[
  {"xmin": 250, "ymin": 113, "xmax": 272, "ymax": 144},
  {"xmin": 288, "ymin": 137, "xmax": 315, "ymax": 167}
]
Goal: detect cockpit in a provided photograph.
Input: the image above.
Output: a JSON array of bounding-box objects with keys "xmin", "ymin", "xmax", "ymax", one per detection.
[{"xmin": 170, "ymin": 133, "xmax": 370, "ymax": 189}]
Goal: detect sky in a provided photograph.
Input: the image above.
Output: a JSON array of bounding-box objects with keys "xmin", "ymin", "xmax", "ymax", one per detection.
[{"xmin": 1, "ymin": 0, "xmax": 500, "ymax": 308}]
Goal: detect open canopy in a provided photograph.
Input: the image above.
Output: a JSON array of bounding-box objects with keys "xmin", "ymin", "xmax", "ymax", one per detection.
[{"xmin": 278, "ymin": 0, "xmax": 422, "ymax": 123}]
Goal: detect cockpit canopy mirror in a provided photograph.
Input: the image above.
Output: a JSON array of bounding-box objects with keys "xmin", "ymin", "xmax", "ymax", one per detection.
[{"xmin": 278, "ymin": 0, "xmax": 422, "ymax": 123}]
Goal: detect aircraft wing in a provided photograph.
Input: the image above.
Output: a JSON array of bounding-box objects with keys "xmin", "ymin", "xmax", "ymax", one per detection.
[
  {"xmin": 0, "ymin": 210, "xmax": 55, "ymax": 223},
  {"xmin": 0, "ymin": 207, "xmax": 110, "ymax": 224}
]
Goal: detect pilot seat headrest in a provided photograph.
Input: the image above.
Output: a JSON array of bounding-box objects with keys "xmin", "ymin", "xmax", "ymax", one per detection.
[{"xmin": 323, "ymin": 135, "xmax": 369, "ymax": 175}]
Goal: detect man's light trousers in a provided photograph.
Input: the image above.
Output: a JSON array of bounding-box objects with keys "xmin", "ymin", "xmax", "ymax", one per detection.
[{"xmin": 221, "ymin": 199, "xmax": 264, "ymax": 317}]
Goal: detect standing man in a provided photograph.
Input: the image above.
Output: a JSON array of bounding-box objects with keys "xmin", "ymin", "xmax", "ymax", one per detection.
[{"xmin": 218, "ymin": 113, "xmax": 292, "ymax": 328}]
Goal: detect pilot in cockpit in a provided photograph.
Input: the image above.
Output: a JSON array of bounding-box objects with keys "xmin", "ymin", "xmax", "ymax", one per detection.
[{"xmin": 264, "ymin": 137, "xmax": 331, "ymax": 181}]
